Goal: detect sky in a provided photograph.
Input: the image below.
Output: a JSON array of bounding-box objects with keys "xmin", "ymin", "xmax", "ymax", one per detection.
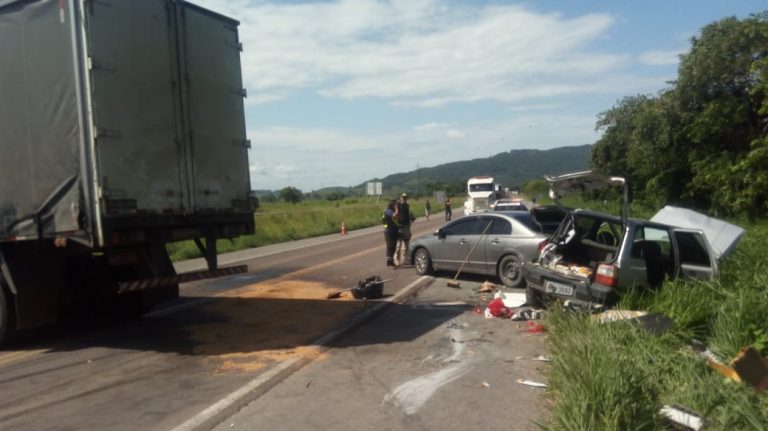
[{"xmin": 193, "ymin": 0, "xmax": 765, "ymax": 193}]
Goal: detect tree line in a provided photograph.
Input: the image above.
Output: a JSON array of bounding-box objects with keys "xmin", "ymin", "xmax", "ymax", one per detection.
[{"xmin": 591, "ymin": 12, "xmax": 768, "ymax": 217}]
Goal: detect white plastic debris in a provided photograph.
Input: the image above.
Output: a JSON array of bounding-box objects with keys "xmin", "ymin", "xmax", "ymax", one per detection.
[
  {"xmin": 494, "ymin": 290, "xmax": 526, "ymax": 308},
  {"xmin": 516, "ymin": 379, "xmax": 547, "ymax": 388}
]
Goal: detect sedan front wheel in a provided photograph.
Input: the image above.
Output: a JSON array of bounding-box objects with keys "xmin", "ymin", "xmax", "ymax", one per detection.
[{"xmin": 414, "ymin": 248, "xmax": 434, "ymax": 275}]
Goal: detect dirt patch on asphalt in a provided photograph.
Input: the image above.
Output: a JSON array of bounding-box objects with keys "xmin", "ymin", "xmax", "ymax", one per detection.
[{"xmin": 188, "ymin": 279, "xmax": 370, "ymax": 372}]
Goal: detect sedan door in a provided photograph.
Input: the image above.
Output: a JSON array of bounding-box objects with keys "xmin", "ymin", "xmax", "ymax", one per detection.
[
  {"xmin": 483, "ymin": 216, "xmax": 512, "ymax": 274},
  {"xmin": 432, "ymin": 217, "xmax": 488, "ymax": 273}
]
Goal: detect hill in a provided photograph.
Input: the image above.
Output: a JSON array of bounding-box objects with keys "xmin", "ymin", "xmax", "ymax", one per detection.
[{"xmin": 364, "ymin": 144, "xmax": 592, "ymax": 196}]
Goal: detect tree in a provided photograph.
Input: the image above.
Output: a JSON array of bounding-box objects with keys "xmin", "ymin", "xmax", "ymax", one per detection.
[
  {"xmin": 590, "ymin": 12, "xmax": 768, "ymax": 215},
  {"xmin": 279, "ymin": 186, "xmax": 303, "ymax": 204},
  {"xmin": 675, "ymin": 13, "xmax": 768, "ymax": 210},
  {"xmin": 250, "ymin": 193, "xmax": 260, "ymax": 211},
  {"xmin": 260, "ymin": 192, "xmax": 277, "ymax": 203},
  {"xmin": 592, "ymin": 94, "xmax": 651, "ymax": 181}
]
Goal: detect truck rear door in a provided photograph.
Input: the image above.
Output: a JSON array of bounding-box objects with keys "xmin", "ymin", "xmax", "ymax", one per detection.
[
  {"xmin": 85, "ymin": 0, "xmax": 186, "ymax": 216},
  {"xmin": 178, "ymin": 4, "xmax": 251, "ymax": 212}
]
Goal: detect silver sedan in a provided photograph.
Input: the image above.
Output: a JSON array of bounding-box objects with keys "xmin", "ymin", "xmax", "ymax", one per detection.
[{"xmin": 409, "ymin": 211, "xmax": 547, "ymax": 288}]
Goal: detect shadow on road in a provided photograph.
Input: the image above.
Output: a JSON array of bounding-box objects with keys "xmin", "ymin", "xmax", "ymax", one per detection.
[{"xmin": 1, "ymin": 279, "xmax": 464, "ymax": 360}]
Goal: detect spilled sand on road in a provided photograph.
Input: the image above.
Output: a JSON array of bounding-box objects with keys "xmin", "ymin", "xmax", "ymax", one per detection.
[{"xmin": 186, "ymin": 279, "xmax": 370, "ymax": 373}]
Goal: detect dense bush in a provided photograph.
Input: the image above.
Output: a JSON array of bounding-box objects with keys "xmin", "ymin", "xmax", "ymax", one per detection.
[{"xmin": 591, "ymin": 12, "xmax": 768, "ymax": 217}]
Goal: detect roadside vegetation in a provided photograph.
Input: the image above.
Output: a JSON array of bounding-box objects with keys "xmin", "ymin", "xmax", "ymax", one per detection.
[
  {"xmin": 544, "ymin": 197, "xmax": 768, "ymax": 430},
  {"xmin": 539, "ymin": 9, "xmax": 768, "ymax": 425},
  {"xmin": 590, "ymin": 12, "xmax": 768, "ymax": 218},
  {"xmin": 166, "ymin": 197, "xmax": 461, "ymax": 261}
]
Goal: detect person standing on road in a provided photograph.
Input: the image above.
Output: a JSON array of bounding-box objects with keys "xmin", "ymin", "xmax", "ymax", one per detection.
[
  {"xmin": 444, "ymin": 197, "xmax": 452, "ymax": 221},
  {"xmin": 382, "ymin": 199, "xmax": 399, "ymax": 268},
  {"xmin": 394, "ymin": 193, "xmax": 415, "ymax": 266},
  {"xmin": 425, "ymin": 200, "xmax": 431, "ymax": 221}
]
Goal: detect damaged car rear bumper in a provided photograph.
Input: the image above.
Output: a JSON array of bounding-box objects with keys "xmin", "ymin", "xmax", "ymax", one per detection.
[{"xmin": 523, "ymin": 262, "xmax": 617, "ymax": 306}]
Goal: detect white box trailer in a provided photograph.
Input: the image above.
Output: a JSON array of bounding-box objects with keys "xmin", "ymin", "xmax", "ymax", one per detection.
[{"xmin": 0, "ymin": 0, "xmax": 255, "ymax": 343}]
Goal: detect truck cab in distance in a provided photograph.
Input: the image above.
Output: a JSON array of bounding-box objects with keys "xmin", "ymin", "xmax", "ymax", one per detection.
[{"xmin": 463, "ymin": 176, "xmax": 500, "ymax": 214}]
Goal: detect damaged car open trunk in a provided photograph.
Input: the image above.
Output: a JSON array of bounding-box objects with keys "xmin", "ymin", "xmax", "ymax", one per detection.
[{"xmin": 522, "ymin": 171, "xmax": 744, "ymax": 308}]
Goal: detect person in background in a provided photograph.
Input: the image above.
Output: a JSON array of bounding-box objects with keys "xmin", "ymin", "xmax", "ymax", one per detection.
[
  {"xmin": 394, "ymin": 193, "xmax": 415, "ymax": 266},
  {"xmin": 444, "ymin": 197, "xmax": 452, "ymax": 221},
  {"xmin": 382, "ymin": 199, "xmax": 399, "ymax": 268},
  {"xmin": 425, "ymin": 200, "xmax": 431, "ymax": 221}
]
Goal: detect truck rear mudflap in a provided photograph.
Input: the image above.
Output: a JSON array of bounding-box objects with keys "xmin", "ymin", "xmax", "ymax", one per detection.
[{"xmin": 522, "ymin": 262, "xmax": 616, "ymax": 305}]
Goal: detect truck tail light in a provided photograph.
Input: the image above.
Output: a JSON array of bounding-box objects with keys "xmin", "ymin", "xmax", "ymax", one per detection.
[{"xmin": 595, "ymin": 264, "xmax": 618, "ymax": 287}]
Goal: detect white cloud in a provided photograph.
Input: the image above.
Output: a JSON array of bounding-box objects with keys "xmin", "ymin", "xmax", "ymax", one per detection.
[
  {"xmin": 412, "ymin": 123, "xmax": 464, "ymax": 140},
  {"xmin": 638, "ymin": 49, "xmax": 684, "ymax": 66},
  {"xmin": 186, "ymin": 0, "xmax": 676, "ymax": 191},
  {"xmin": 446, "ymin": 129, "xmax": 465, "ymax": 139},
  {"xmin": 413, "ymin": 122, "xmax": 450, "ymax": 132},
  {"xmin": 193, "ymin": 0, "xmax": 639, "ymax": 107}
]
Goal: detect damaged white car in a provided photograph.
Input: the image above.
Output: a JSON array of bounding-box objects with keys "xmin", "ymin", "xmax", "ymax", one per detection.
[{"xmin": 522, "ymin": 170, "xmax": 744, "ymax": 307}]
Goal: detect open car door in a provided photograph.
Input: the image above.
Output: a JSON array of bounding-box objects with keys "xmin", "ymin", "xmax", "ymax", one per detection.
[{"xmin": 672, "ymin": 228, "xmax": 719, "ymax": 280}]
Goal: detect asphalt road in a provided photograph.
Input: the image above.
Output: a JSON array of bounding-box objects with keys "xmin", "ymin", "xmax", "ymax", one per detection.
[
  {"xmin": 0, "ymin": 212, "xmax": 550, "ymax": 431},
  {"xmin": 210, "ymin": 276, "xmax": 550, "ymax": 431}
]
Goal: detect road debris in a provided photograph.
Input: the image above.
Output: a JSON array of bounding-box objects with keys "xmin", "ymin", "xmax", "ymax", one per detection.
[
  {"xmin": 593, "ymin": 309, "xmax": 674, "ymax": 334},
  {"xmin": 707, "ymin": 346, "xmax": 768, "ymax": 392},
  {"xmin": 525, "ymin": 321, "xmax": 545, "ymax": 334},
  {"xmin": 659, "ymin": 405, "xmax": 706, "ymax": 431},
  {"xmin": 494, "ymin": 289, "xmax": 526, "ymax": 308},
  {"xmin": 484, "ymin": 298, "xmax": 512, "ymax": 318},
  {"xmin": 511, "ymin": 308, "xmax": 544, "ymax": 321},
  {"xmin": 326, "ymin": 276, "xmax": 388, "ymax": 299},
  {"xmin": 532, "ymin": 355, "xmax": 551, "ymax": 362},
  {"xmin": 481, "ymin": 381, "xmax": 491, "ymax": 388},
  {"xmin": 592, "ymin": 309, "xmax": 648, "ymax": 323},
  {"xmin": 516, "ymin": 379, "xmax": 547, "ymax": 388},
  {"xmin": 478, "ymin": 281, "xmax": 496, "ymax": 293}
]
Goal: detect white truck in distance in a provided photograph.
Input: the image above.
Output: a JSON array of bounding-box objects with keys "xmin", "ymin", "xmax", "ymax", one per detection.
[{"xmin": 463, "ymin": 176, "xmax": 500, "ymax": 214}]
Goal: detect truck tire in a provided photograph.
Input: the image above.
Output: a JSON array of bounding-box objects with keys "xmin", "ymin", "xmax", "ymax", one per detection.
[
  {"xmin": 498, "ymin": 254, "xmax": 524, "ymax": 288},
  {"xmin": 414, "ymin": 248, "xmax": 434, "ymax": 275},
  {"xmin": 0, "ymin": 282, "xmax": 17, "ymax": 346}
]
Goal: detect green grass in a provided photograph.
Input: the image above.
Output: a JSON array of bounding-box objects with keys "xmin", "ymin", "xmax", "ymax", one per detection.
[
  {"xmin": 166, "ymin": 197, "xmax": 462, "ymax": 261},
  {"xmin": 543, "ymin": 202, "xmax": 768, "ymax": 430}
]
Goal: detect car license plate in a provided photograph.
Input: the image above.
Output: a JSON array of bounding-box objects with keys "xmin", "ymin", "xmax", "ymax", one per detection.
[{"xmin": 544, "ymin": 280, "xmax": 573, "ymax": 296}]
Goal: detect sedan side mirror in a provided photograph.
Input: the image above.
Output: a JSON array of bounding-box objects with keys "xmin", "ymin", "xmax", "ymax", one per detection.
[{"xmin": 435, "ymin": 229, "xmax": 446, "ymax": 239}]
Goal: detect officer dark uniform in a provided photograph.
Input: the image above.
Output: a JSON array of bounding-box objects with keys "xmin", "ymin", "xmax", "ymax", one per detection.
[
  {"xmin": 382, "ymin": 199, "xmax": 399, "ymax": 267},
  {"xmin": 395, "ymin": 193, "xmax": 414, "ymax": 265}
]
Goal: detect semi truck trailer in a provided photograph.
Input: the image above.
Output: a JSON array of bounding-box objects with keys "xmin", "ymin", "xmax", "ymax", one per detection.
[{"xmin": 0, "ymin": 0, "xmax": 255, "ymax": 344}]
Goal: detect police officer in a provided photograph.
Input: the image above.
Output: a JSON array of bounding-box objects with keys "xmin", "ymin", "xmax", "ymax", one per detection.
[
  {"xmin": 394, "ymin": 193, "xmax": 415, "ymax": 266},
  {"xmin": 382, "ymin": 199, "xmax": 399, "ymax": 268}
]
